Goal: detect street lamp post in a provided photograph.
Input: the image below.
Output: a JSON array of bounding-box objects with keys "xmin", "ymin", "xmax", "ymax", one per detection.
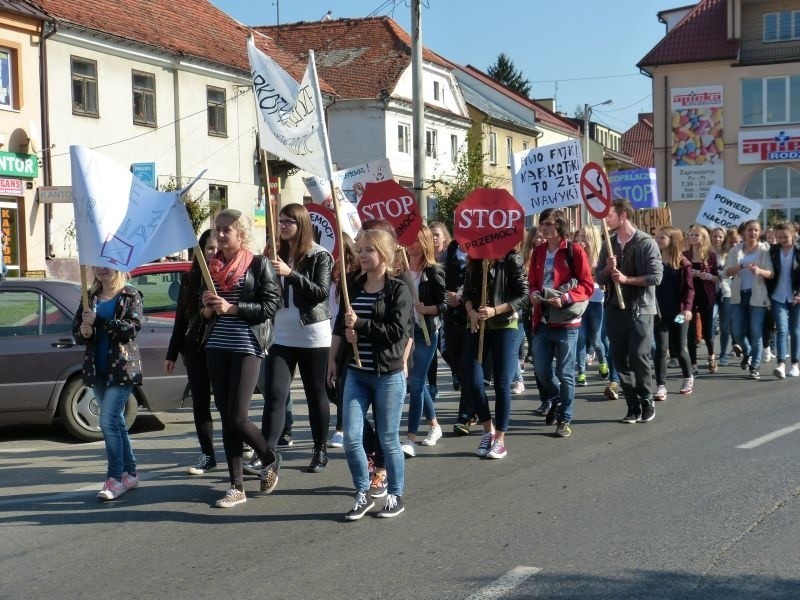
[{"xmin": 582, "ymin": 99, "xmax": 612, "ymax": 225}]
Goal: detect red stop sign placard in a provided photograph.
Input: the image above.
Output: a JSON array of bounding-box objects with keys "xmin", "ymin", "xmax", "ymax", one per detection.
[
  {"xmin": 306, "ymin": 202, "xmax": 339, "ymax": 260},
  {"xmin": 357, "ymin": 180, "xmax": 421, "ymax": 246},
  {"xmin": 454, "ymin": 188, "xmax": 525, "ymax": 260}
]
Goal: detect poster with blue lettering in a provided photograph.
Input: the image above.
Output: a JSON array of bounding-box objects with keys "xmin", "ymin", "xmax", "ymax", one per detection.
[
  {"xmin": 70, "ymin": 146, "xmax": 200, "ymax": 270},
  {"xmin": 609, "ymin": 168, "xmax": 659, "ymax": 208},
  {"xmin": 695, "ymin": 184, "xmax": 762, "ymax": 230},
  {"xmin": 511, "ymin": 139, "xmax": 583, "ymax": 215}
]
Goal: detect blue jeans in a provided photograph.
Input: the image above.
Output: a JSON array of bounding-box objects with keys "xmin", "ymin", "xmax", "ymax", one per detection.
[
  {"xmin": 94, "ymin": 381, "xmax": 136, "ymax": 480},
  {"xmin": 600, "ymin": 308, "xmax": 619, "ymax": 383},
  {"xmin": 718, "ymin": 296, "xmax": 733, "ymax": 358},
  {"xmin": 533, "ymin": 325, "xmax": 578, "ymax": 423},
  {"xmin": 577, "ymin": 302, "xmax": 606, "ymax": 374},
  {"xmin": 771, "ymin": 299, "xmax": 800, "ymax": 364},
  {"xmin": 512, "ymin": 320, "xmax": 525, "ymax": 384},
  {"xmin": 343, "ymin": 369, "xmax": 405, "ymax": 496},
  {"xmin": 463, "ymin": 326, "xmax": 517, "ymax": 432},
  {"xmin": 731, "ymin": 290, "xmax": 766, "ymax": 368},
  {"xmin": 407, "ymin": 325, "xmax": 439, "ymax": 436}
]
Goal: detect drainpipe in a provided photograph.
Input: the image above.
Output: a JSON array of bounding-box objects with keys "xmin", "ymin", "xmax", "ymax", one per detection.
[
  {"xmin": 40, "ymin": 20, "xmax": 57, "ymax": 260},
  {"xmin": 172, "ymin": 62, "xmax": 182, "ymax": 182},
  {"xmin": 664, "ymin": 75, "xmax": 669, "ymax": 206}
]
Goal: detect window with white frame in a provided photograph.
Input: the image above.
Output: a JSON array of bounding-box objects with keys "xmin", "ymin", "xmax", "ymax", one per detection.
[
  {"xmin": 488, "ymin": 132, "xmax": 497, "ymax": 164},
  {"xmin": 398, "ymin": 122, "xmax": 410, "ymax": 153},
  {"xmin": 0, "ymin": 45, "xmax": 18, "ymax": 110},
  {"xmin": 71, "ymin": 56, "xmax": 98, "ymax": 117},
  {"xmin": 763, "ymin": 11, "xmax": 800, "ymax": 42},
  {"xmin": 742, "ymin": 75, "xmax": 800, "ymax": 125},
  {"xmin": 132, "ymin": 70, "xmax": 156, "ymax": 127},
  {"xmin": 522, "ymin": 141, "xmax": 529, "ymax": 151},
  {"xmin": 426, "ymin": 128, "xmax": 438, "ymax": 158},
  {"xmin": 433, "ymin": 81, "xmax": 440, "ymax": 101},
  {"xmin": 450, "ymin": 134, "xmax": 458, "ymax": 163},
  {"xmin": 506, "ymin": 137, "xmax": 513, "ymax": 167}
]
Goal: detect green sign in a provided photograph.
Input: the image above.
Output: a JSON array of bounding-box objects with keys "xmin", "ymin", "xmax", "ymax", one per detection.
[{"xmin": 0, "ymin": 151, "xmax": 38, "ymax": 178}]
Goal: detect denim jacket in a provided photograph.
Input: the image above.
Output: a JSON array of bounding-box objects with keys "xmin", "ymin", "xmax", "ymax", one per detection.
[{"xmin": 72, "ymin": 284, "xmax": 143, "ymax": 387}]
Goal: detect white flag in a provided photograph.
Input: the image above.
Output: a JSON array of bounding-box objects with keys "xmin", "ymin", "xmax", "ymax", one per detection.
[
  {"xmin": 248, "ymin": 37, "xmax": 328, "ymax": 178},
  {"xmin": 70, "ymin": 146, "xmax": 199, "ymax": 271}
]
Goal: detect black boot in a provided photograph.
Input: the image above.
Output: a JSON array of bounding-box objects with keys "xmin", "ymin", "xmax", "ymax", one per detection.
[
  {"xmin": 308, "ymin": 444, "xmax": 328, "ymax": 473},
  {"xmin": 639, "ymin": 398, "xmax": 655, "ymax": 423}
]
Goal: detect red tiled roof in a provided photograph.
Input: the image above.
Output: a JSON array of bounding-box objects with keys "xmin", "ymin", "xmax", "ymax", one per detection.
[
  {"xmin": 621, "ymin": 115, "xmax": 654, "ymax": 168},
  {"xmin": 459, "ymin": 65, "xmax": 580, "ymax": 136},
  {"xmin": 29, "ymin": 0, "xmax": 322, "ymax": 88},
  {"xmin": 254, "ymin": 17, "xmax": 451, "ymax": 100},
  {"xmin": 639, "ymin": 0, "xmax": 738, "ymax": 67}
]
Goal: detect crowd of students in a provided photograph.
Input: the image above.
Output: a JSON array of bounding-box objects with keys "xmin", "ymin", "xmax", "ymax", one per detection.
[{"xmin": 73, "ymin": 199, "xmax": 800, "ymax": 519}]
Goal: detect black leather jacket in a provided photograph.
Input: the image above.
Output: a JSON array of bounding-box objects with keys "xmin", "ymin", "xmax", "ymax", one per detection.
[
  {"xmin": 283, "ymin": 244, "xmax": 333, "ymax": 326},
  {"xmin": 412, "ymin": 263, "xmax": 447, "ymax": 331},
  {"xmin": 443, "ymin": 240, "xmax": 468, "ymax": 326},
  {"xmin": 202, "ymin": 254, "xmax": 281, "ymax": 352},
  {"xmin": 766, "ymin": 242, "xmax": 800, "ymax": 298},
  {"xmin": 463, "ymin": 251, "xmax": 528, "ymax": 326},
  {"xmin": 333, "ymin": 273, "xmax": 412, "ymax": 375}
]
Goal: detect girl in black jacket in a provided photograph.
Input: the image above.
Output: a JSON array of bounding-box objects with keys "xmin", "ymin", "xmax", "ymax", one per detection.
[
  {"xmin": 164, "ymin": 229, "xmax": 219, "ymax": 475},
  {"xmin": 262, "ymin": 203, "xmax": 334, "ymax": 476}
]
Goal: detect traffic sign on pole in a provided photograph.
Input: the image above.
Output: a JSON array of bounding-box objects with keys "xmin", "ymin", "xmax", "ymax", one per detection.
[{"xmin": 580, "ymin": 162, "xmax": 612, "ymax": 219}]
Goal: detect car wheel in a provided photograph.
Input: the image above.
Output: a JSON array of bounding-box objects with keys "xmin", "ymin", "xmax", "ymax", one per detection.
[{"xmin": 58, "ymin": 378, "xmax": 138, "ymax": 442}]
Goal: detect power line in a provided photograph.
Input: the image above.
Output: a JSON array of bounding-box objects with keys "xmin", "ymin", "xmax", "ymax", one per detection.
[{"xmin": 531, "ymin": 73, "xmax": 642, "ymax": 84}]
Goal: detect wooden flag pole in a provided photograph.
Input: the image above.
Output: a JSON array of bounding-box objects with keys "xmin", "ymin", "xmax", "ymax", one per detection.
[
  {"xmin": 79, "ymin": 265, "xmax": 89, "ymax": 309},
  {"xmin": 399, "ymin": 249, "xmax": 430, "ymax": 346},
  {"xmin": 600, "ymin": 220, "xmax": 625, "ymax": 309},
  {"xmin": 477, "ymin": 258, "xmax": 489, "ymax": 361},
  {"xmin": 259, "ymin": 149, "xmax": 278, "ymax": 260}
]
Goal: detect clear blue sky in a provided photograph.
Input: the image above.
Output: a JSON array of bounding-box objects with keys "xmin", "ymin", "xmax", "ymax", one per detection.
[{"xmin": 211, "ymin": 0, "xmax": 673, "ymax": 132}]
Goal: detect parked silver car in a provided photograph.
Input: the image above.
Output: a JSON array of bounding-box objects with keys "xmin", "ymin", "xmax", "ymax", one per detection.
[{"xmin": 0, "ymin": 278, "xmax": 188, "ymax": 441}]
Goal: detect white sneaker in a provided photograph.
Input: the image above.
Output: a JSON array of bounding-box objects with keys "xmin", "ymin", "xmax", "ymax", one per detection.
[
  {"xmin": 654, "ymin": 384, "xmax": 667, "ymax": 401},
  {"xmin": 790, "ymin": 364, "xmax": 800, "ymax": 377},
  {"xmin": 773, "ymin": 363, "xmax": 786, "ymax": 379},
  {"xmin": 401, "ymin": 439, "xmax": 416, "ymax": 457},
  {"xmin": 420, "ymin": 425, "xmax": 443, "ymax": 446},
  {"xmin": 96, "ymin": 477, "xmax": 126, "ymax": 501},
  {"xmin": 511, "ymin": 380, "xmax": 525, "ymax": 395},
  {"xmin": 763, "ymin": 348, "xmax": 773, "ymax": 362}
]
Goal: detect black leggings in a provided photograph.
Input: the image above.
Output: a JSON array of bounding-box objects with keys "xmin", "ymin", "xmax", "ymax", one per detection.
[
  {"xmin": 206, "ymin": 350, "xmax": 272, "ymax": 488},
  {"xmin": 264, "ymin": 344, "xmax": 330, "ymax": 449},
  {"xmin": 185, "ymin": 346, "xmax": 214, "ymax": 457},
  {"xmin": 655, "ymin": 317, "xmax": 691, "ymax": 384},
  {"xmin": 688, "ymin": 292, "xmax": 715, "ymax": 364}
]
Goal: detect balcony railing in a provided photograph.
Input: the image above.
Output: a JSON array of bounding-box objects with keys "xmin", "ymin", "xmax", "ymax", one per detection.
[{"xmin": 740, "ymin": 38, "xmax": 800, "ymax": 64}]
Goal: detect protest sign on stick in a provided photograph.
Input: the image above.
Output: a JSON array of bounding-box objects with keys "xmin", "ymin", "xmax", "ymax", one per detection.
[
  {"xmin": 511, "ymin": 139, "xmax": 583, "ymax": 215},
  {"xmin": 358, "ymin": 180, "xmax": 422, "ymax": 247},
  {"xmin": 695, "ymin": 185, "xmax": 762, "ymax": 231},
  {"xmin": 609, "ymin": 168, "xmax": 659, "ymax": 208},
  {"xmin": 454, "ymin": 188, "xmax": 525, "ymax": 359},
  {"xmin": 580, "ymin": 162, "xmax": 624, "ymax": 309}
]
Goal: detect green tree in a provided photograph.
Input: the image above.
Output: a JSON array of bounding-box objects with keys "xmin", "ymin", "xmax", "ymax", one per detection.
[
  {"xmin": 160, "ymin": 177, "xmax": 223, "ymax": 235},
  {"xmin": 427, "ymin": 132, "xmax": 500, "ymax": 230},
  {"xmin": 487, "ymin": 53, "xmax": 532, "ymax": 99}
]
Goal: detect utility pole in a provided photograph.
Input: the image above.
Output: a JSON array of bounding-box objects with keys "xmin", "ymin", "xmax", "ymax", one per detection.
[{"xmin": 411, "ymin": 0, "xmax": 426, "ymax": 220}]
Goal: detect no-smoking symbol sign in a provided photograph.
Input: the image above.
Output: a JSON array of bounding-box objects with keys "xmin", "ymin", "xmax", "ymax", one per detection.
[{"xmin": 580, "ymin": 162, "xmax": 612, "ymax": 219}]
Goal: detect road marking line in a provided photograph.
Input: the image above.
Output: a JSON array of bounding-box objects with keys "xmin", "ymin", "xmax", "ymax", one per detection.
[
  {"xmin": 465, "ymin": 566, "xmax": 541, "ymax": 600},
  {"xmin": 737, "ymin": 422, "xmax": 800, "ymax": 449}
]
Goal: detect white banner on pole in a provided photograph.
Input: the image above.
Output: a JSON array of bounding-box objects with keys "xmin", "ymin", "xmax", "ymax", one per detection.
[
  {"xmin": 70, "ymin": 145, "xmax": 198, "ymax": 270},
  {"xmin": 695, "ymin": 184, "xmax": 762, "ymax": 230},
  {"xmin": 511, "ymin": 139, "xmax": 583, "ymax": 215},
  {"xmin": 248, "ymin": 37, "xmax": 327, "ymax": 178}
]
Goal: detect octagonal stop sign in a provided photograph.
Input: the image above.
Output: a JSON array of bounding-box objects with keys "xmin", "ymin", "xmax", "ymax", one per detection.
[
  {"xmin": 454, "ymin": 188, "xmax": 525, "ymax": 260},
  {"xmin": 357, "ymin": 180, "xmax": 421, "ymax": 246}
]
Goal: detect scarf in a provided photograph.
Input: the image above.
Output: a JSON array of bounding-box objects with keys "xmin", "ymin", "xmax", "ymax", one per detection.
[{"xmin": 208, "ymin": 248, "xmax": 254, "ymax": 292}]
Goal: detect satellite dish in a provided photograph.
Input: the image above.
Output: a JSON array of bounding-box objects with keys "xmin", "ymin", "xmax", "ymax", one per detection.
[{"xmin": 28, "ymin": 120, "xmax": 41, "ymax": 153}]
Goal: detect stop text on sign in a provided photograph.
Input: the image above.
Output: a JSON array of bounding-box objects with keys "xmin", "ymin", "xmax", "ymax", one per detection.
[
  {"xmin": 458, "ymin": 208, "xmax": 523, "ymax": 230},
  {"xmin": 360, "ymin": 194, "xmax": 415, "ymax": 220}
]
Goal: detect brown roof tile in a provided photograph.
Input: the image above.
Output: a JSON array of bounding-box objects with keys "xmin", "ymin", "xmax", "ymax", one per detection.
[
  {"xmin": 621, "ymin": 116, "xmax": 654, "ymax": 168},
  {"xmin": 255, "ymin": 17, "xmax": 451, "ymax": 100},
  {"xmin": 29, "ymin": 0, "xmax": 323, "ymax": 88},
  {"xmin": 639, "ymin": 0, "xmax": 738, "ymax": 67}
]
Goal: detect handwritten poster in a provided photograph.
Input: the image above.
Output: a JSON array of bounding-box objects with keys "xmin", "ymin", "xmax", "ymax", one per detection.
[{"xmin": 511, "ymin": 139, "xmax": 583, "ymax": 215}]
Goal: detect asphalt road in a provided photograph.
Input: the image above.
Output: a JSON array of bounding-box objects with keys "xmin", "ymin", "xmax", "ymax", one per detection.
[{"xmin": 1, "ymin": 359, "xmax": 798, "ymax": 600}]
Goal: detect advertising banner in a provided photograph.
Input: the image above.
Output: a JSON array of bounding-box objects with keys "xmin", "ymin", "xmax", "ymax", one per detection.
[
  {"xmin": 670, "ymin": 86, "xmax": 724, "ymax": 202},
  {"xmin": 738, "ymin": 128, "xmax": 800, "ymax": 164}
]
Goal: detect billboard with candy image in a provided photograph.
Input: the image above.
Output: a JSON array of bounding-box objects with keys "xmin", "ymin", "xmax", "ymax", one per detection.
[{"xmin": 670, "ymin": 85, "xmax": 724, "ymax": 203}]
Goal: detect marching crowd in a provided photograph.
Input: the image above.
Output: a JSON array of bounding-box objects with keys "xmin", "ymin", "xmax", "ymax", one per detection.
[{"xmin": 72, "ymin": 198, "xmax": 800, "ymax": 520}]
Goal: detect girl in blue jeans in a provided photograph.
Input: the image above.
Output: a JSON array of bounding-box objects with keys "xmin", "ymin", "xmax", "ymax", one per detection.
[
  {"xmin": 401, "ymin": 225, "xmax": 447, "ymax": 456},
  {"xmin": 73, "ymin": 267, "xmax": 143, "ymax": 501},
  {"xmin": 328, "ymin": 229, "xmax": 413, "ymax": 520}
]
